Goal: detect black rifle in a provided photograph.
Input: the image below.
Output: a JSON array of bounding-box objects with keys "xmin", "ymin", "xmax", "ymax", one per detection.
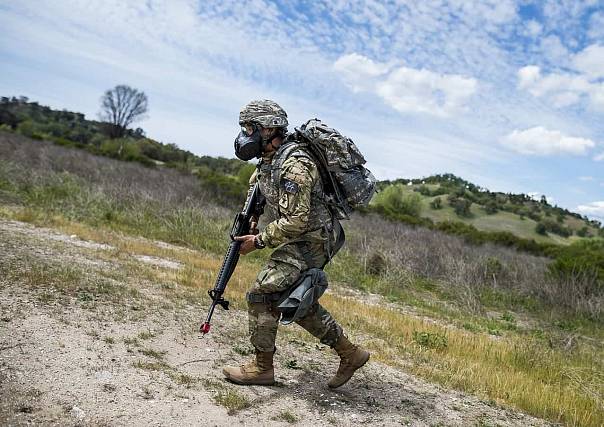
[{"xmin": 200, "ymin": 182, "xmax": 262, "ymax": 335}]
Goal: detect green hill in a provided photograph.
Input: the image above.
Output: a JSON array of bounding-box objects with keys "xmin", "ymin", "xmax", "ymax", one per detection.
[{"xmin": 374, "ymin": 176, "xmax": 603, "ymax": 245}]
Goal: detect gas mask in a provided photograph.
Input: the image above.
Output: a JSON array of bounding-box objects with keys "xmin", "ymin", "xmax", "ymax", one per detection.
[
  {"xmin": 234, "ymin": 126, "xmax": 263, "ymax": 160},
  {"xmin": 234, "ymin": 123, "xmax": 280, "ymax": 160}
]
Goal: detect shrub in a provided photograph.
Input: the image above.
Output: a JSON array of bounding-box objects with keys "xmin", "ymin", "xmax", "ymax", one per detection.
[
  {"xmin": 541, "ymin": 219, "xmax": 571, "ymax": 237},
  {"xmin": 484, "ymin": 200, "xmax": 498, "ymax": 215},
  {"xmin": 412, "ymin": 330, "xmax": 448, "ymax": 350},
  {"xmin": 535, "ymin": 222, "xmax": 547, "ymax": 235},
  {"xmin": 367, "ymin": 251, "xmax": 387, "ymax": 276},
  {"xmin": 449, "ymin": 197, "xmax": 472, "ymax": 217},
  {"xmin": 430, "ymin": 197, "xmax": 442, "ymax": 210},
  {"xmin": 548, "ymin": 239, "xmax": 604, "ymax": 294},
  {"xmin": 373, "ymin": 185, "xmax": 422, "ymax": 217}
]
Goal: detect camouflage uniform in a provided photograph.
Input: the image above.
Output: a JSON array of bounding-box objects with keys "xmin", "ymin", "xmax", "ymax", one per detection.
[{"xmin": 248, "ymin": 141, "xmax": 343, "ymax": 352}]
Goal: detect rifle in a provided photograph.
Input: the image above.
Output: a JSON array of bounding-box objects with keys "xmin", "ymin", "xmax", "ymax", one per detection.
[{"xmin": 200, "ymin": 182, "xmax": 262, "ymax": 335}]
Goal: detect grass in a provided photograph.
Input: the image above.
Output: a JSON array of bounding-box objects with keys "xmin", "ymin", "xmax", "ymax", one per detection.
[
  {"xmin": 103, "ymin": 336, "xmax": 116, "ymax": 345},
  {"xmin": 137, "ymin": 330, "xmax": 157, "ymax": 340},
  {"xmin": 168, "ymin": 372, "xmax": 198, "ymax": 388},
  {"xmin": 272, "ymin": 410, "xmax": 299, "ymax": 423},
  {"xmin": 139, "ymin": 348, "xmax": 167, "ymax": 360},
  {"xmin": 132, "ymin": 360, "xmax": 171, "ymax": 372},
  {"xmin": 0, "ymin": 249, "xmax": 143, "ymax": 308},
  {"xmin": 201, "ymin": 379, "xmax": 251, "ymax": 415}
]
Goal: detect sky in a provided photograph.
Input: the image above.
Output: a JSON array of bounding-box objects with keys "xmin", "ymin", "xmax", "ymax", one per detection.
[{"xmin": 1, "ymin": 0, "xmax": 603, "ymax": 221}]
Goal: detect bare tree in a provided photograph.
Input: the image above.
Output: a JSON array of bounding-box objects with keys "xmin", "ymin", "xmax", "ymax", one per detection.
[{"xmin": 99, "ymin": 85, "xmax": 148, "ymax": 140}]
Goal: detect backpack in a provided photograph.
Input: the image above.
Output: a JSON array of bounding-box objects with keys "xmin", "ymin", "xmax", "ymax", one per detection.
[{"xmin": 294, "ymin": 119, "xmax": 376, "ymax": 220}]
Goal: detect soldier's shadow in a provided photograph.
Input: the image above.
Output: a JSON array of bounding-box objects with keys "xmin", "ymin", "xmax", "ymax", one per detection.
[{"xmin": 252, "ymin": 367, "xmax": 439, "ymax": 420}]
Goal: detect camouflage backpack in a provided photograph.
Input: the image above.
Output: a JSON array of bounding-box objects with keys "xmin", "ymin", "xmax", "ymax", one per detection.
[{"xmin": 294, "ymin": 119, "xmax": 377, "ymax": 220}]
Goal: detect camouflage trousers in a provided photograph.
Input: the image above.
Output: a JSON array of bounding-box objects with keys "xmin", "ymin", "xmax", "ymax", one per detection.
[{"xmin": 248, "ymin": 240, "xmax": 343, "ymax": 353}]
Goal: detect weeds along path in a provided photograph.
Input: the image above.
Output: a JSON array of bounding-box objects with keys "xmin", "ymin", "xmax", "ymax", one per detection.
[{"xmin": 0, "ymin": 218, "xmax": 552, "ymax": 426}]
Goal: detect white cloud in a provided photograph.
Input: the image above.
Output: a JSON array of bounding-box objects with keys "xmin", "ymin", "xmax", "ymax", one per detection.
[
  {"xmin": 525, "ymin": 19, "xmax": 543, "ymax": 37},
  {"xmin": 595, "ymin": 152, "xmax": 604, "ymax": 161},
  {"xmin": 516, "ymin": 62, "xmax": 604, "ymax": 110},
  {"xmin": 500, "ymin": 127, "xmax": 596, "ymax": 155},
  {"xmin": 587, "ymin": 11, "xmax": 604, "ymax": 40},
  {"xmin": 576, "ymin": 201, "xmax": 604, "ymax": 220},
  {"xmin": 333, "ymin": 53, "xmax": 389, "ymax": 92},
  {"xmin": 579, "ymin": 176, "xmax": 595, "ymax": 181},
  {"xmin": 573, "ymin": 44, "xmax": 604, "ymax": 80},
  {"xmin": 334, "ymin": 53, "xmax": 477, "ymax": 117},
  {"xmin": 518, "ymin": 65, "xmax": 540, "ymax": 89},
  {"xmin": 540, "ymin": 35, "xmax": 570, "ymax": 66}
]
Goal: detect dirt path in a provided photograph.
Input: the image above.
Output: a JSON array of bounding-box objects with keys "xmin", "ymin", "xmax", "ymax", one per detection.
[{"xmin": 0, "ymin": 219, "xmax": 552, "ymax": 426}]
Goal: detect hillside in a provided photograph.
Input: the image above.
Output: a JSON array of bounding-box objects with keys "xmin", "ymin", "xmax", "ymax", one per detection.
[
  {"xmin": 374, "ymin": 177, "xmax": 603, "ymax": 245},
  {"xmin": 1, "ymin": 132, "xmax": 603, "ymax": 426},
  {"xmin": 2, "ymin": 96, "xmax": 602, "ymax": 250}
]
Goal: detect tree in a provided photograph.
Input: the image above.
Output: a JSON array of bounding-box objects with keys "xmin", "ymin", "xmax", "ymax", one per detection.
[{"xmin": 99, "ymin": 85, "xmax": 148, "ymax": 140}]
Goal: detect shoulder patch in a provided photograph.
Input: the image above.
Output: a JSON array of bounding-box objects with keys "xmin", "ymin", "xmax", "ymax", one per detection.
[{"xmin": 282, "ymin": 179, "xmax": 300, "ymax": 194}]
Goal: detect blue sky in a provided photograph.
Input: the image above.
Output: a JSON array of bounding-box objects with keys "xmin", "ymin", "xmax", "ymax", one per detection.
[{"xmin": 1, "ymin": 0, "xmax": 603, "ymax": 221}]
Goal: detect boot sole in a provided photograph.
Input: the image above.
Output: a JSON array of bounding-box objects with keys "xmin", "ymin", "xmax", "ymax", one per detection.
[
  {"xmin": 223, "ymin": 371, "xmax": 275, "ymax": 386},
  {"xmin": 328, "ymin": 352, "xmax": 370, "ymax": 389}
]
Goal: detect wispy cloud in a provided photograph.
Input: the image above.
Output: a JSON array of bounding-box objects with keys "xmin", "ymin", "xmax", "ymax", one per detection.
[
  {"xmin": 576, "ymin": 201, "xmax": 604, "ymax": 221},
  {"xmin": 333, "ymin": 54, "xmax": 477, "ymax": 117},
  {"xmin": 500, "ymin": 127, "xmax": 596, "ymax": 156},
  {"xmin": 517, "ymin": 44, "xmax": 604, "ymax": 111}
]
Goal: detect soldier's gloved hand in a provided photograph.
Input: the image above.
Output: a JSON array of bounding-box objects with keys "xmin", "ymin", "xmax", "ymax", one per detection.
[
  {"xmin": 234, "ymin": 235, "xmax": 257, "ymax": 255},
  {"xmin": 249, "ymin": 215, "xmax": 259, "ymax": 235}
]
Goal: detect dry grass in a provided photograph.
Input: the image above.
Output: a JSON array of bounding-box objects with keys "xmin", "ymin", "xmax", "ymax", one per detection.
[
  {"xmin": 344, "ymin": 214, "xmax": 603, "ymax": 318},
  {"xmin": 201, "ymin": 379, "xmax": 251, "ymax": 415}
]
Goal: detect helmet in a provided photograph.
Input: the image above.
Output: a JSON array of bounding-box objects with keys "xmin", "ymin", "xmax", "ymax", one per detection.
[{"xmin": 239, "ymin": 99, "xmax": 288, "ymax": 128}]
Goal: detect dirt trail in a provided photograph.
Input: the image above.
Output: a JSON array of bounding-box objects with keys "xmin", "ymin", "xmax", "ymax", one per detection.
[{"xmin": 0, "ymin": 219, "xmax": 552, "ymax": 426}]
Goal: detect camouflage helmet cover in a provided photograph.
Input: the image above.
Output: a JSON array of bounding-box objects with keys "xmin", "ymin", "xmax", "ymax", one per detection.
[{"xmin": 239, "ymin": 99, "xmax": 288, "ymax": 128}]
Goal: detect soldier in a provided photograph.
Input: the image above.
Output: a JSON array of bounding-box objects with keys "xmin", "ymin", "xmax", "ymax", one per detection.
[{"xmin": 222, "ymin": 100, "xmax": 369, "ymax": 388}]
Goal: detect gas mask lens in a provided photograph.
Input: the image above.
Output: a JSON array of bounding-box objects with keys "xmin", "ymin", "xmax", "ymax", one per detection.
[{"xmin": 241, "ymin": 123, "xmax": 257, "ymax": 136}]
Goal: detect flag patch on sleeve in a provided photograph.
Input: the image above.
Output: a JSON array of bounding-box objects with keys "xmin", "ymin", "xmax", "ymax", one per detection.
[{"xmin": 282, "ymin": 179, "xmax": 299, "ymax": 194}]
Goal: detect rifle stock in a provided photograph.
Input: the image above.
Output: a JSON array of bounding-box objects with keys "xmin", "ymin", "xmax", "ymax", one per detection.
[{"xmin": 200, "ymin": 183, "xmax": 260, "ymax": 335}]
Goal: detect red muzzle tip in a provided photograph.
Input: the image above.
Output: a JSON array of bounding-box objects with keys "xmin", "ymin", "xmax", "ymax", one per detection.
[{"xmin": 200, "ymin": 323, "xmax": 211, "ymax": 334}]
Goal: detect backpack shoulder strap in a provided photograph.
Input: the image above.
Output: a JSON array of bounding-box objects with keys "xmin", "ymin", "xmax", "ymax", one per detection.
[{"xmin": 271, "ymin": 139, "xmax": 305, "ymax": 184}]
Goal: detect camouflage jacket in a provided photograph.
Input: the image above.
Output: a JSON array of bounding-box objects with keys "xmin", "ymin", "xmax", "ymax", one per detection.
[{"xmin": 253, "ymin": 140, "xmax": 334, "ymax": 248}]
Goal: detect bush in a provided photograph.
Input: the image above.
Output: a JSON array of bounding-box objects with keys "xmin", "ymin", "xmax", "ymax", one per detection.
[
  {"xmin": 449, "ymin": 197, "xmax": 472, "ymax": 217},
  {"xmin": 484, "ymin": 200, "xmax": 498, "ymax": 215},
  {"xmin": 548, "ymin": 239, "xmax": 604, "ymax": 294},
  {"xmin": 577, "ymin": 226, "xmax": 588, "ymax": 238},
  {"xmin": 541, "ymin": 219, "xmax": 571, "ymax": 237},
  {"xmin": 535, "ymin": 222, "xmax": 547, "ymax": 235},
  {"xmin": 430, "ymin": 197, "xmax": 442, "ymax": 210},
  {"xmin": 413, "ymin": 330, "xmax": 448, "ymax": 350},
  {"xmin": 373, "ymin": 185, "xmax": 422, "ymax": 217},
  {"xmin": 367, "ymin": 251, "xmax": 387, "ymax": 276}
]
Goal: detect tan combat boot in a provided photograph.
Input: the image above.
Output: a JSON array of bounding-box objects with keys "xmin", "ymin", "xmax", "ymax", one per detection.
[
  {"xmin": 222, "ymin": 351, "xmax": 275, "ymax": 386},
  {"xmin": 328, "ymin": 335, "xmax": 370, "ymax": 388}
]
